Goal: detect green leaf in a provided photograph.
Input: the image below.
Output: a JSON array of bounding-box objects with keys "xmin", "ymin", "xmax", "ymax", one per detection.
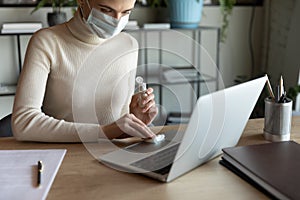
[
  {"xmin": 31, "ymin": 0, "xmax": 48, "ymax": 14},
  {"xmin": 31, "ymin": 0, "xmax": 77, "ymax": 14}
]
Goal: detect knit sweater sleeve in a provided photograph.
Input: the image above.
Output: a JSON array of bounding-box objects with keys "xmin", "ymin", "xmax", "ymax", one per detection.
[{"xmin": 12, "ymin": 29, "xmax": 102, "ymax": 143}]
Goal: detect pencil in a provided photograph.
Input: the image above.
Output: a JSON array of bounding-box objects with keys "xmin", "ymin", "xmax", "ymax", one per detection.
[
  {"xmin": 279, "ymin": 75, "xmax": 284, "ymax": 98},
  {"xmin": 265, "ymin": 75, "xmax": 275, "ymax": 99}
]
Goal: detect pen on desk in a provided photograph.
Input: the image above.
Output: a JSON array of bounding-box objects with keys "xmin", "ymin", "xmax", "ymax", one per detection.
[{"xmin": 37, "ymin": 160, "xmax": 43, "ymax": 187}]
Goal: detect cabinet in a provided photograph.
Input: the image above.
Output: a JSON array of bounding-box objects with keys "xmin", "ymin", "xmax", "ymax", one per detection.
[{"xmin": 0, "ymin": 32, "xmax": 32, "ymax": 96}]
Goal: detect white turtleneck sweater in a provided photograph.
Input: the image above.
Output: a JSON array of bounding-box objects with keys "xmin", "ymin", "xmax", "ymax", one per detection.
[{"xmin": 12, "ymin": 10, "xmax": 138, "ymax": 142}]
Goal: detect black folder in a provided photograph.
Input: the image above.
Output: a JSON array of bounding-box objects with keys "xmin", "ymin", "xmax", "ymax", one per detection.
[{"xmin": 220, "ymin": 141, "xmax": 300, "ymax": 200}]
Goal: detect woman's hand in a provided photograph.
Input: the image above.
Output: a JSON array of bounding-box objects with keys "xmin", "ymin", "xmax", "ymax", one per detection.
[
  {"xmin": 130, "ymin": 87, "xmax": 158, "ymax": 125},
  {"xmin": 102, "ymin": 113, "xmax": 156, "ymax": 139}
]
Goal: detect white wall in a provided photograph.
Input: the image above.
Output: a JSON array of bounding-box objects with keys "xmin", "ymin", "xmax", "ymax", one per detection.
[
  {"xmin": 0, "ymin": 5, "xmax": 265, "ymax": 119},
  {"xmin": 200, "ymin": 6, "xmax": 264, "ymax": 86}
]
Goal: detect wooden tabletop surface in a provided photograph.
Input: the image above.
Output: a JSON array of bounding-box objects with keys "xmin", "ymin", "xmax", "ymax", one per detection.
[{"xmin": 1, "ymin": 117, "xmax": 299, "ymax": 200}]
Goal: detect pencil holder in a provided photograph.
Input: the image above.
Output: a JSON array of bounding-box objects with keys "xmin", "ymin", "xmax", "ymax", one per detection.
[{"xmin": 264, "ymin": 97, "xmax": 292, "ymax": 142}]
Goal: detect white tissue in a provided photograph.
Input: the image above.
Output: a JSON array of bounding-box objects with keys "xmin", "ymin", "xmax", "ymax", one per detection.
[{"xmin": 144, "ymin": 134, "xmax": 165, "ymax": 144}]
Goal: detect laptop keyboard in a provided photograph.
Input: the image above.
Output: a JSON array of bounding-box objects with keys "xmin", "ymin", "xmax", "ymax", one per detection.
[{"xmin": 130, "ymin": 143, "xmax": 180, "ymax": 174}]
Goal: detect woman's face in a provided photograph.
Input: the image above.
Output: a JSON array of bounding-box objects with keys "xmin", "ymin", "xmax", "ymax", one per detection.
[{"xmin": 79, "ymin": 0, "xmax": 136, "ymax": 20}]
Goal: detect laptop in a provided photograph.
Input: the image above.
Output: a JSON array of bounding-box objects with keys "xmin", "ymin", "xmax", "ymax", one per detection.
[{"xmin": 99, "ymin": 75, "xmax": 268, "ymax": 182}]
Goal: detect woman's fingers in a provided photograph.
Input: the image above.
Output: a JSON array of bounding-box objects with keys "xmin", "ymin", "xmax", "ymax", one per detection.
[
  {"xmin": 128, "ymin": 114, "xmax": 155, "ymax": 138},
  {"xmin": 116, "ymin": 114, "xmax": 155, "ymax": 138},
  {"xmin": 142, "ymin": 99, "xmax": 156, "ymax": 113},
  {"xmin": 139, "ymin": 92, "xmax": 155, "ymax": 112}
]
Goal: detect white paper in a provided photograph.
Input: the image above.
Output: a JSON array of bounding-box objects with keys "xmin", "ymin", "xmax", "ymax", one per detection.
[{"xmin": 0, "ymin": 149, "xmax": 66, "ymax": 200}]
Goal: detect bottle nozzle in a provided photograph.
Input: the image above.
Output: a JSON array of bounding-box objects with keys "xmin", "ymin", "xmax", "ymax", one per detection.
[{"xmin": 136, "ymin": 76, "xmax": 146, "ymax": 92}]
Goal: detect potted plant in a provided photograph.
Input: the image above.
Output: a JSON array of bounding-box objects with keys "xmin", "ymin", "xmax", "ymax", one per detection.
[
  {"xmin": 287, "ymin": 85, "xmax": 300, "ymax": 110},
  {"xmin": 31, "ymin": 0, "xmax": 77, "ymax": 27},
  {"xmin": 167, "ymin": 0, "xmax": 204, "ymax": 29},
  {"xmin": 146, "ymin": 0, "xmax": 203, "ymax": 29},
  {"xmin": 145, "ymin": 0, "xmax": 236, "ymax": 41},
  {"xmin": 218, "ymin": 0, "xmax": 236, "ymax": 42}
]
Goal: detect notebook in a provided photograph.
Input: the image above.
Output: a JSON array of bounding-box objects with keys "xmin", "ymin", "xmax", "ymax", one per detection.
[
  {"xmin": 99, "ymin": 76, "xmax": 268, "ymax": 182},
  {"xmin": 220, "ymin": 141, "xmax": 300, "ymax": 200}
]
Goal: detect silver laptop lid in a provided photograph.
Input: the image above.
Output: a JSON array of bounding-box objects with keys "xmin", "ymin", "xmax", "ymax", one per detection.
[{"xmin": 166, "ymin": 76, "xmax": 267, "ymax": 182}]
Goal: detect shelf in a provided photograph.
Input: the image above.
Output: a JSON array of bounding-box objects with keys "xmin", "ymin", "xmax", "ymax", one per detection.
[
  {"xmin": 0, "ymin": 2, "xmax": 76, "ymax": 7},
  {"xmin": 209, "ymin": 0, "xmax": 263, "ymax": 6},
  {"xmin": 0, "ymin": 33, "xmax": 34, "ymax": 75},
  {"xmin": 125, "ymin": 25, "xmax": 220, "ymax": 33},
  {"xmin": 166, "ymin": 112, "xmax": 191, "ymax": 124},
  {"xmin": 0, "ymin": 32, "xmax": 35, "ymax": 36},
  {"xmin": 145, "ymin": 66, "xmax": 217, "ymax": 86},
  {"xmin": 0, "ymin": 33, "xmax": 30, "ymax": 97},
  {"xmin": 0, "ymin": 85, "xmax": 16, "ymax": 96}
]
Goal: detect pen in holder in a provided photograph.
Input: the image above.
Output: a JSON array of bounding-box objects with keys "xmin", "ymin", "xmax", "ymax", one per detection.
[{"xmin": 264, "ymin": 97, "xmax": 292, "ymax": 142}]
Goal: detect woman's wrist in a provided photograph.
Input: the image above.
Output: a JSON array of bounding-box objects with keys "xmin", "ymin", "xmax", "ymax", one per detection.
[{"xmin": 101, "ymin": 123, "xmax": 128, "ymax": 140}]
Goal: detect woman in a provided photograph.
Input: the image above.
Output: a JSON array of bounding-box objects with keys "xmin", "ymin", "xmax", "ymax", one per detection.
[{"xmin": 12, "ymin": 0, "xmax": 157, "ymax": 142}]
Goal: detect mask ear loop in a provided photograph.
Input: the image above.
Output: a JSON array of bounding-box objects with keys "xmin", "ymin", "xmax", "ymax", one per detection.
[
  {"xmin": 86, "ymin": 0, "xmax": 92, "ymax": 10},
  {"xmin": 80, "ymin": 0, "xmax": 92, "ymax": 22}
]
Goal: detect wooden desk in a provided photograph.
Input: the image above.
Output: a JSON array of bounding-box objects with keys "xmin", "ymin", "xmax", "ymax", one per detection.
[{"xmin": 1, "ymin": 117, "xmax": 300, "ymax": 200}]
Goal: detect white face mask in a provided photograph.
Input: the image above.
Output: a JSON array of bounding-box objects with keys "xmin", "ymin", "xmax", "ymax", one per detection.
[{"xmin": 85, "ymin": 8, "xmax": 129, "ymax": 39}]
